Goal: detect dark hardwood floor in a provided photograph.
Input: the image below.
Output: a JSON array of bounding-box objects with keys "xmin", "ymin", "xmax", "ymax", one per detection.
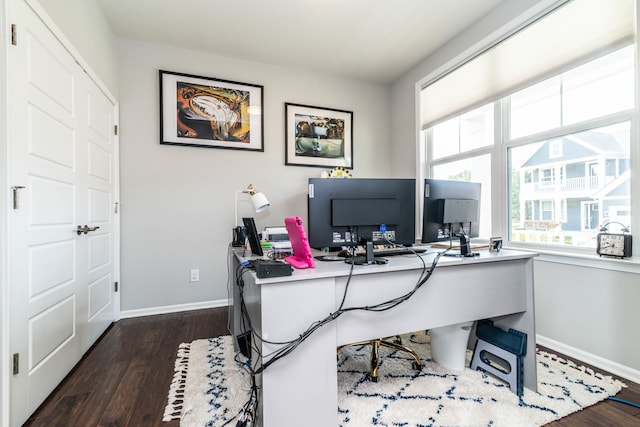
[
  {"xmin": 23, "ymin": 307, "xmax": 640, "ymax": 426},
  {"xmin": 23, "ymin": 308, "xmax": 227, "ymax": 427}
]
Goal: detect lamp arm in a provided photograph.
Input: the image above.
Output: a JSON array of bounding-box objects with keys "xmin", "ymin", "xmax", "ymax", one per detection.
[{"xmin": 235, "ymin": 191, "xmax": 242, "ymax": 227}]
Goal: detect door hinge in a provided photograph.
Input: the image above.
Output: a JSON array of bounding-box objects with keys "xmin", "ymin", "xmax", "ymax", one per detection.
[
  {"xmin": 114, "ymin": 282, "xmax": 119, "ymax": 292},
  {"xmin": 13, "ymin": 353, "xmax": 19, "ymax": 375},
  {"xmin": 114, "ymin": 125, "xmax": 118, "ymax": 136},
  {"xmin": 11, "ymin": 24, "xmax": 17, "ymax": 46},
  {"xmin": 12, "ymin": 186, "xmax": 25, "ymax": 209}
]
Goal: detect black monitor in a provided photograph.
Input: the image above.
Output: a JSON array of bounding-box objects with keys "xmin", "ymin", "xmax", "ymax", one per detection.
[
  {"xmin": 421, "ymin": 179, "xmax": 481, "ymax": 255},
  {"xmin": 307, "ymin": 178, "xmax": 416, "ymax": 250},
  {"xmin": 242, "ymin": 217, "xmax": 263, "ymax": 256}
]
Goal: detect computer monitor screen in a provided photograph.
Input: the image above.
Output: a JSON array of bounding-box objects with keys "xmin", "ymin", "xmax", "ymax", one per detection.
[
  {"xmin": 307, "ymin": 178, "xmax": 416, "ymax": 249},
  {"xmin": 421, "ymin": 179, "xmax": 481, "ymax": 244}
]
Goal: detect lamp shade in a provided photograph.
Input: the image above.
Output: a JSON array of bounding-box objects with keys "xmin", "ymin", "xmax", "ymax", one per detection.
[
  {"xmin": 251, "ymin": 192, "xmax": 270, "ymax": 213},
  {"xmin": 234, "ymin": 184, "xmax": 270, "ymax": 228}
]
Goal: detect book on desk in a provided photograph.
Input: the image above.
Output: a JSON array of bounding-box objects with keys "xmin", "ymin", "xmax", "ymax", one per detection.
[{"xmin": 429, "ymin": 241, "xmax": 490, "ymax": 250}]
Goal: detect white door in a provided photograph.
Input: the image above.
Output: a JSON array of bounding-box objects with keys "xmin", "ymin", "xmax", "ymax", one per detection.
[
  {"xmin": 84, "ymin": 75, "xmax": 118, "ymax": 348},
  {"xmin": 7, "ymin": 2, "xmax": 117, "ymax": 425}
]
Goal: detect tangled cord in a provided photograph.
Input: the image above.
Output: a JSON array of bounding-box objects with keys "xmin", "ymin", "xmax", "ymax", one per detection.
[{"xmin": 232, "ymin": 248, "xmax": 446, "ymax": 425}]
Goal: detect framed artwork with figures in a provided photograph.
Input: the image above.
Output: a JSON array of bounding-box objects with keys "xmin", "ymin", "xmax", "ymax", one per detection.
[{"xmin": 285, "ymin": 102, "xmax": 353, "ymax": 168}]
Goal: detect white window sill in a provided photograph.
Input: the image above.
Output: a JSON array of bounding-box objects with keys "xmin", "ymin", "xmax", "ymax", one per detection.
[{"xmin": 504, "ymin": 243, "xmax": 640, "ymax": 273}]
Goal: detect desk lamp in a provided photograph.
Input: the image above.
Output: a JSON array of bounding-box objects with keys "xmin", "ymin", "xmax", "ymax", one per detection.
[{"xmin": 232, "ymin": 184, "xmax": 270, "ymax": 247}]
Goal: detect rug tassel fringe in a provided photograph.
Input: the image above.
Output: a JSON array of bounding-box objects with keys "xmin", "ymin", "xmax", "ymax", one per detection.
[
  {"xmin": 537, "ymin": 349, "xmax": 624, "ymax": 387},
  {"xmin": 163, "ymin": 342, "xmax": 192, "ymax": 421}
]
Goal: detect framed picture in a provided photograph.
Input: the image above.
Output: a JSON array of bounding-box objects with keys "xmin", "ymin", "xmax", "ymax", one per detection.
[
  {"xmin": 159, "ymin": 70, "xmax": 263, "ymax": 151},
  {"xmin": 285, "ymin": 103, "xmax": 353, "ymax": 168}
]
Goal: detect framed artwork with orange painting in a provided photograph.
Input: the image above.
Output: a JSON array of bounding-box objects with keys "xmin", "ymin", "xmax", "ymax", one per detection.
[{"xmin": 159, "ymin": 70, "xmax": 264, "ymax": 151}]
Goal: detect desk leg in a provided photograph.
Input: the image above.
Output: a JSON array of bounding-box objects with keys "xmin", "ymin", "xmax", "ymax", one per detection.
[
  {"xmin": 254, "ymin": 278, "xmax": 338, "ymax": 427},
  {"xmin": 231, "ymin": 255, "xmax": 244, "ymax": 353},
  {"xmin": 492, "ymin": 257, "xmax": 537, "ymax": 391}
]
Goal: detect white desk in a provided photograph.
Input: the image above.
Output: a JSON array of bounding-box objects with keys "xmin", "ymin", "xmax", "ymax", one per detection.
[{"xmin": 231, "ymin": 249, "xmax": 537, "ymax": 427}]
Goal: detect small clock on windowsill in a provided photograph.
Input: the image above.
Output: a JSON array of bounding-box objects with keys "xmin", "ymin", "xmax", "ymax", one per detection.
[{"xmin": 596, "ymin": 222, "xmax": 632, "ymax": 259}]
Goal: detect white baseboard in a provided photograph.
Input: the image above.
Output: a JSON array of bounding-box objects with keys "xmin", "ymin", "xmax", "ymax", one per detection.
[
  {"xmin": 119, "ymin": 299, "xmax": 229, "ymax": 319},
  {"xmin": 537, "ymin": 334, "xmax": 640, "ymax": 384}
]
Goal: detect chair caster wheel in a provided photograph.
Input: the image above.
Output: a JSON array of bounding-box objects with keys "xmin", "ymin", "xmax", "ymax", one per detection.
[{"xmin": 413, "ymin": 361, "xmax": 422, "ymax": 371}]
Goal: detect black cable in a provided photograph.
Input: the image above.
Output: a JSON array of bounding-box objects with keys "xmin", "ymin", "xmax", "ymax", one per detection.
[
  {"xmin": 232, "ymin": 247, "xmax": 445, "ymax": 419},
  {"xmin": 238, "ymin": 249, "xmax": 442, "ymax": 374},
  {"xmin": 607, "ymin": 396, "xmax": 640, "ymax": 408}
]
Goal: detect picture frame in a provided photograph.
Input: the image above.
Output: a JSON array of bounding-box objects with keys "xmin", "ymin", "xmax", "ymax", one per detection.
[
  {"xmin": 159, "ymin": 70, "xmax": 264, "ymax": 151},
  {"xmin": 285, "ymin": 103, "xmax": 353, "ymax": 168}
]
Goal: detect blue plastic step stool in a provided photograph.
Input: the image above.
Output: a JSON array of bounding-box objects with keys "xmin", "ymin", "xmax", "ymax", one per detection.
[{"xmin": 470, "ymin": 320, "xmax": 527, "ymax": 396}]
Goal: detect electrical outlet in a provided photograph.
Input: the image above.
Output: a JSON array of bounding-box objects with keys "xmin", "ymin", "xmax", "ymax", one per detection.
[{"xmin": 190, "ymin": 269, "xmax": 200, "ymax": 282}]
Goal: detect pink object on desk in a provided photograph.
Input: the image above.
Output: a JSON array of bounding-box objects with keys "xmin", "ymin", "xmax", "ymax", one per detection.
[{"xmin": 284, "ymin": 216, "xmax": 315, "ymax": 269}]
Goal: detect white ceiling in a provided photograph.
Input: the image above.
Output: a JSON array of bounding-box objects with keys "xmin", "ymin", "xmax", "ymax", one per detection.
[{"xmin": 96, "ymin": 0, "xmax": 504, "ymax": 84}]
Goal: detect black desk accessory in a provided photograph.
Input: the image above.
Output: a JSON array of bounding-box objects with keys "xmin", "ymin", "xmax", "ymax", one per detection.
[
  {"xmin": 242, "ymin": 217, "xmax": 263, "ymax": 256},
  {"xmin": 345, "ymin": 241, "xmax": 388, "ymax": 265},
  {"xmin": 252, "ymin": 259, "xmax": 292, "ymax": 278},
  {"xmin": 232, "ymin": 226, "xmax": 246, "ymax": 247}
]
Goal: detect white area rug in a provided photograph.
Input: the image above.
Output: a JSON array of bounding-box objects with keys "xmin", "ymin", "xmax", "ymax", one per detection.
[{"xmin": 163, "ymin": 334, "xmax": 625, "ymax": 427}]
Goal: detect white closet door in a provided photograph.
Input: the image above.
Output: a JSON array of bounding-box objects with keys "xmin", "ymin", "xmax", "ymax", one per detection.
[
  {"xmin": 7, "ymin": 2, "xmax": 117, "ymax": 425},
  {"xmin": 84, "ymin": 75, "xmax": 117, "ymax": 349}
]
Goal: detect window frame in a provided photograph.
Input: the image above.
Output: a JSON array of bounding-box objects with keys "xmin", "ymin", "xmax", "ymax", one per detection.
[
  {"xmin": 420, "ymin": 50, "xmax": 638, "ymax": 262},
  {"xmin": 504, "ymin": 109, "xmax": 635, "ymax": 255}
]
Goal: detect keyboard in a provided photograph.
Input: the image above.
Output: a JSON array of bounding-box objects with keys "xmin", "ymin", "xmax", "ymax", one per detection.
[{"xmin": 357, "ymin": 247, "xmax": 427, "ymax": 257}]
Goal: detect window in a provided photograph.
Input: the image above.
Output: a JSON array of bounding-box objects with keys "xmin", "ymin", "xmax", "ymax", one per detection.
[
  {"xmin": 541, "ymin": 200, "xmax": 554, "ymax": 221},
  {"xmin": 509, "ymin": 117, "xmax": 631, "ymax": 249},
  {"xmin": 511, "ymin": 78, "xmax": 561, "ymax": 139},
  {"xmin": 510, "ymin": 47, "xmax": 635, "ymax": 138},
  {"xmin": 431, "ymin": 104, "xmax": 493, "ymax": 160},
  {"xmin": 423, "ymin": 45, "xmax": 634, "ymax": 252},
  {"xmin": 540, "ymin": 168, "xmax": 555, "ymax": 187},
  {"xmin": 549, "ymin": 140, "xmax": 562, "ymax": 159},
  {"xmin": 430, "ymin": 152, "xmax": 492, "ymax": 239}
]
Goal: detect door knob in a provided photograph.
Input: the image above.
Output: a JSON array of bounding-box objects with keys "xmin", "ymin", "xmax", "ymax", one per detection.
[{"xmin": 76, "ymin": 225, "xmax": 100, "ymax": 235}]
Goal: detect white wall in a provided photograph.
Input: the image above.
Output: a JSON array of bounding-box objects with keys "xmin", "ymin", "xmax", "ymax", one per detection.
[
  {"xmin": 534, "ymin": 260, "xmax": 640, "ymax": 375},
  {"xmin": 389, "ymin": 0, "xmax": 640, "ymax": 380},
  {"xmin": 117, "ymin": 39, "xmax": 391, "ymax": 313}
]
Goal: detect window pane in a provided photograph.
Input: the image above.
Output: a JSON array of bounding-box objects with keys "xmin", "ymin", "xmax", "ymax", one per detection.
[
  {"xmin": 509, "ymin": 122, "xmax": 630, "ymax": 248},
  {"xmin": 510, "ymin": 77, "xmax": 561, "ymax": 139},
  {"xmin": 431, "ymin": 118, "xmax": 459, "ymax": 159},
  {"xmin": 460, "ymin": 104, "xmax": 493, "ymax": 152},
  {"xmin": 431, "ymin": 103, "xmax": 493, "ymax": 160},
  {"xmin": 511, "ymin": 46, "xmax": 635, "ymax": 139},
  {"xmin": 431, "ymin": 154, "xmax": 492, "ymax": 239},
  {"xmin": 563, "ymin": 46, "xmax": 635, "ymax": 125}
]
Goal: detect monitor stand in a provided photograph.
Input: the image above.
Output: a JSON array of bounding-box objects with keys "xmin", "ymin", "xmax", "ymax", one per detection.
[
  {"xmin": 443, "ymin": 232, "xmax": 479, "ymax": 258},
  {"xmin": 345, "ymin": 240, "xmax": 388, "ymax": 265}
]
